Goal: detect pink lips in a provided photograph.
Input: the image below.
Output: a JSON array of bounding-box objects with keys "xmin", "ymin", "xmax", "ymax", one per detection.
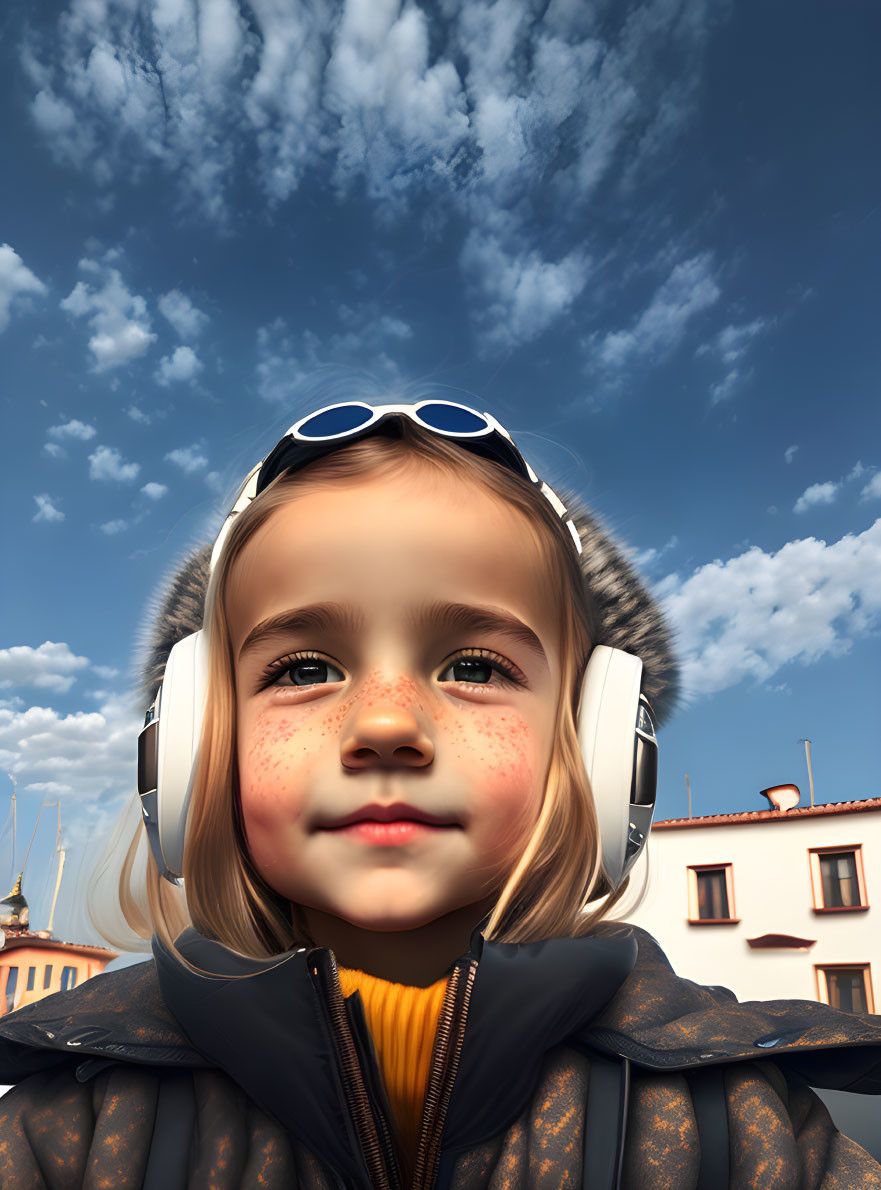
[
  {"xmin": 329, "ymin": 820, "xmax": 455, "ymax": 846},
  {"xmin": 318, "ymin": 801, "xmax": 459, "ymax": 829}
]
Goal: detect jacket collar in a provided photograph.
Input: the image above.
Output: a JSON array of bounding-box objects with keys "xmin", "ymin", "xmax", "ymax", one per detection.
[
  {"xmin": 3, "ymin": 923, "xmax": 881, "ymax": 1161},
  {"xmin": 149, "ymin": 921, "xmax": 639, "ymax": 1165}
]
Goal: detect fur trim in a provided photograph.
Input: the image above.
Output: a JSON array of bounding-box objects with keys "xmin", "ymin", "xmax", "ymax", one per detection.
[
  {"xmin": 138, "ymin": 544, "xmax": 212, "ymax": 712},
  {"xmin": 566, "ymin": 496, "xmax": 679, "ymax": 724},
  {"xmin": 139, "ymin": 498, "xmax": 680, "ymax": 724}
]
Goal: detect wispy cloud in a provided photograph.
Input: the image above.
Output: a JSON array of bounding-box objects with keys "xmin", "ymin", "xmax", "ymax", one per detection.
[
  {"xmin": 594, "ymin": 253, "xmax": 721, "ymax": 373},
  {"xmin": 32, "ymin": 493, "xmax": 64, "ymax": 523},
  {"xmin": 158, "ymin": 289, "xmax": 209, "ymax": 339},
  {"xmin": 785, "ymin": 444, "xmax": 799, "ymax": 464},
  {"xmin": 0, "ymin": 243, "xmax": 47, "ymax": 332},
  {"xmin": 24, "ymin": 0, "xmax": 725, "ymax": 350},
  {"xmin": 701, "ymin": 316, "xmax": 769, "ymax": 404},
  {"xmin": 99, "ymin": 518, "xmax": 128, "ymax": 535},
  {"xmin": 659, "ymin": 518, "xmax": 881, "ymax": 697},
  {"xmin": 165, "ymin": 445, "xmax": 208, "ymax": 474},
  {"xmin": 60, "ymin": 256, "xmax": 156, "ymax": 371},
  {"xmin": 48, "ymin": 418, "xmax": 97, "ymax": 441},
  {"xmin": 793, "ymin": 461, "xmax": 877, "ymax": 513},
  {"xmin": 793, "ymin": 480, "xmax": 839, "ymax": 514},
  {"xmin": 861, "ymin": 472, "xmax": 881, "ymax": 502},
  {"xmin": 88, "ymin": 445, "xmax": 140, "ymax": 481},
  {"xmin": 255, "ymin": 310, "xmax": 412, "ymax": 404},
  {"xmin": 140, "ymin": 482, "xmax": 167, "ymax": 501},
  {"xmin": 155, "ymin": 345, "xmax": 203, "ymax": 386}
]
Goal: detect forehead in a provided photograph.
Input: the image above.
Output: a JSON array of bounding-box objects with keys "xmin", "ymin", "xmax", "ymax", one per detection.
[{"xmin": 226, "ymin": 467, "xmax": 560, "ymax": 650}]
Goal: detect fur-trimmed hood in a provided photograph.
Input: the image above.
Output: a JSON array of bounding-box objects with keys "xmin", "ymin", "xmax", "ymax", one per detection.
[{"xmin": 137, "ymin": 491, "xmax": 680, "ymax": 721}]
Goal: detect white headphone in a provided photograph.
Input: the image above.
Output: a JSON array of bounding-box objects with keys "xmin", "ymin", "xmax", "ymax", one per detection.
[{"xmin": 138, "ymin": 462, "xmax": 658, "ymax": 895}]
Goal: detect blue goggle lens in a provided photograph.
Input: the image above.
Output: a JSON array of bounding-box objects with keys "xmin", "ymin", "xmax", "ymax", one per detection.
[
  {"xmin": 298, "ymin": 405, "xmax": 374, "ymax": 439},
  {"xmin": 417, "ymin": 403, "xmax": 488, "ymax": 434}
]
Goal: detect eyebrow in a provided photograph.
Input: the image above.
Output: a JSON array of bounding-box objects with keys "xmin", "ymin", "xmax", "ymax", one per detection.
[{"xmin": 237, "ymin": 600, "xmax": 548, "ymax": 666}]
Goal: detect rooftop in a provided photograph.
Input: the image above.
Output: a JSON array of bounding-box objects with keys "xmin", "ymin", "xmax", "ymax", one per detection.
[{"xmin": 653, "ymin": 796, "xmax": 881, "ymax": 830}]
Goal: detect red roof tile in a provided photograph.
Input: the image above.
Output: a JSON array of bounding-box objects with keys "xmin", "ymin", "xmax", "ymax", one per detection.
[{"xmin": 653, "ymin": 796, "xmax": 881, "ymax": 829}]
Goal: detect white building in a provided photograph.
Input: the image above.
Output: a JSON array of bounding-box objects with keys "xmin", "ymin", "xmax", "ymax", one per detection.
[{"xmin": 628, "ymin": 792, "xmax": 881, "ymax": 1010}]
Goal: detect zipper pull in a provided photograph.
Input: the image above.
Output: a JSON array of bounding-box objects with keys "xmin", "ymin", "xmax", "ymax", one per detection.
[
  {"xmin": 411, "ymin": 957, "xmax": 478, "ymax": 1190},
  {"xmin": 309, "ymin": 949, "xmax": 403, "ymax": 1190}
]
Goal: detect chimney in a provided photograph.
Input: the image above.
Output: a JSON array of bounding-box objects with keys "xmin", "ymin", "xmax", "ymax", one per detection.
[{"xmin": 760, "ymin": 784, "xmax": 801, "ymax": 812}]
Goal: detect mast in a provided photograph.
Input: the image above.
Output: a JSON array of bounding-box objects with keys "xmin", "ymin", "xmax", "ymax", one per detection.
[{"xmin": 47, "ymin": 804, "xmax": 65, "ymax": 936}]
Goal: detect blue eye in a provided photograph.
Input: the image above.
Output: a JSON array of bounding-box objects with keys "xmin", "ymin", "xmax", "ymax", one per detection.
[
  {"xmin": 438, "ymin": 649, "xmax": 524, "ymax": 687},
  {"xmin": 259, "ymin": 650, "xmax": 524, "ymax": 693},
  {"xmin": 264, "ymin": 654, "xmax": 345, "ymax": 688}
]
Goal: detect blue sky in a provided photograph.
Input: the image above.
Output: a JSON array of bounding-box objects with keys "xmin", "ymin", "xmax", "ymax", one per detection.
[{"xmin": 1, "ymin": 0, "xmax": 879, "ymax": 955}]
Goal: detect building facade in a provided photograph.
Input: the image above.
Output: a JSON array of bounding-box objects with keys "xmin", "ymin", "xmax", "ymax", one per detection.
[
  {"xmin": 627, "ymin": 795, "xmax": 881, "ymax": 1009},
  {"xmin": 0, "ymin": 874, "xmax": 117, "ymax": 1017}
]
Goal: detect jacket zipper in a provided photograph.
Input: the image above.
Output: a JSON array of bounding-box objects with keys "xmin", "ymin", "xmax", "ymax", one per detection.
[
  {"xmin": 411, "ymin": 957, "xmax": 478, "ymax": 1190},
  {"xmin": 310, "ymin": 950, "xmax": 403, "ymax": 1190},
  {"xmin": 311, "ymin": 950, "xmax": 478, "ymax": 1190}
]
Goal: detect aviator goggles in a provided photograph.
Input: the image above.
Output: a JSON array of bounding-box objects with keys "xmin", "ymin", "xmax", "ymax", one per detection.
[{"xmin": 254, "ymin": 400, "xmax": 583, "ymax": 555}]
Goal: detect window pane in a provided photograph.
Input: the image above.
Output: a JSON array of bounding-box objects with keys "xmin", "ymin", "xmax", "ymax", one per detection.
[
  {"xmin": 26, "ymin": 967, "xmax": 35, "ymax": 991},
  {"xmin": 5, "ymin": 967, "xmax": 18, "ymax": 1014},
  {"xmin": 60, "ymin": 966, "xmax": 78, "ymax": 992},
  {"xmin": 826, "ymin": 968, "xmax": 868, "ymax": 1014},
  {"xmin": 819, "ymin": 851, "xmax": 859, "ymax": 908},
  {"xmin": 697, "ymin": 869, "xmax": 730, "ymax": 919},
  {"xmin": 43, "ymin": 965, "xmax": 53, "ymax": 990}
]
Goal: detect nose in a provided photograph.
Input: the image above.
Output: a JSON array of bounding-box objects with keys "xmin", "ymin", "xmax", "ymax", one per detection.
[{"xmin": 340, "ymin": 702, "xmax": 435, "ymax": 770}]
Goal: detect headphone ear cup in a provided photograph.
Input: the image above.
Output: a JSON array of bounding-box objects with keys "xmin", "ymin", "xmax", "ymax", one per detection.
[
  {"xmin": 149, "ymin": 630, "xmax": 209, "ymax": 881},
  {"xmin": 576, "ymin": 646, "xmax": 656, "ymax": 893}
]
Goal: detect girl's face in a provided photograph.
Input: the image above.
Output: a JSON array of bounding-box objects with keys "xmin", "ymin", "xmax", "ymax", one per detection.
[{"xmin": 227, "ymin": 464, "xmax": 563, "ymax": 934}]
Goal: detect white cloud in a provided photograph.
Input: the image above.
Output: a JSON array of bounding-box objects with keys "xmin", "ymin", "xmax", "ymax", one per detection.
[
  {"xmin": 861, "ymin": 473, "xmax": 881, "ymax": 502},
  {"xmin": 659, "ymin": 519, "xmax": 881, "ymax": 697},
  {"xmin": 158, "ymin": 289, "xmax": 209, "ymax": 339},
  {"xmin": 595, "ymin": 254, "xmax": 720, "ymax": 371},
  {"xmin": 0, "ymin": 641, "xmax": 89, "ymax": 694},
  {"xmin": 48, "ymin": 417, "xmax": 97, "ymax": 441},
  {"xmin": 60, "ymin": 257, "xmax": 156, "ymax": 370},
  {"xmin": 166, "ymin": 444, "xmax": 208, "ymax": 474},
  {"xmin": 0, "ymin": 694, "xmax": 141, "ymax": 804},
  {"xmin": 92, "ymin": 664, "xmax": 119, "ymax": 679},
  {"xmin": 785, "ymin": 445, "xmax": 799, "ymax": 464},
  {"xmin": 461, "ymin": 231, "xmax": 591, "ymax": 351},
  {"xmin": 42, "ymin": 442, "xmax": 66, "ymax": 460},
  {"xmin": 99, "ymin": 518, "xmax": 128, "ymax": 535},
  {"xmin": 701, "ymin": 317, "xmax": 768, "ymax": 404},
  {"xmin": 88, "ymin": 444, "xmax": 140, "ymax": 481},
  {"xmin": 629, "ymin": 535, "xmax": 679, "ymax": 572},
  {"xmin": 794, "ymin": 481, "xmax": 840, "ymax": 514},
  {"xmin": 128, "ymin": 405, "xmax": 150, "ymax": 424},
  {"xmin": 154, "ymin": 344, "xmax": 203, "ymax": 386},
  {"xmin": 140, "ymin": 481, "xmax": 168, "ymax": 500},
  {"xmin": 25, "ymin": 0, "xmax": 724, "ymax": 349},
  {"xmin": 33, "ymin": 493, "xmax": 64, "ymax": 523},
  {"xmin": 0, "ymin": 243, "xmax": 47, "ymax": 333},
  {"xmin": 709, "ymin": 368, "xmax": 745, "ymax": 405},
  {"xmin": 713, "ymin": 318, "xmax": 768, "ymax": 365}
]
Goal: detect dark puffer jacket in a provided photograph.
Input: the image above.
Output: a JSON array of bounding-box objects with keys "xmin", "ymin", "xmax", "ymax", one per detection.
[{"xmin": 0, "ymin": 922, "xmax": 880, "ymax": 1189}]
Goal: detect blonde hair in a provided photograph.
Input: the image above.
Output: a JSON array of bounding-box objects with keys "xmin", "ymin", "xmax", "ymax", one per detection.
[{"xmin": 92, "ymin": 421, "xmax": 634, "ymax": 966}]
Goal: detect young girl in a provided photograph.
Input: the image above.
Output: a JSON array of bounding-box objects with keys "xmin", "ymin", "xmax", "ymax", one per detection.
[{"xmin": 1, "ymin": 399, "xmax": 879, "ymax": 1189}]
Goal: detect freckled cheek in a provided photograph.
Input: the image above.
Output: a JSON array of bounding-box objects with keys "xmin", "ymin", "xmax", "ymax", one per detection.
[
  {"xmin": 444, "ymin": 708, "xmax": 540, "ymax": 812},
  {"xmin": 237, "ymin": 708, "xmax": 318, "ymax": 819}
]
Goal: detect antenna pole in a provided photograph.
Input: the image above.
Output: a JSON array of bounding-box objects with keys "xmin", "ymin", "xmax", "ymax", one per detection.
[
  {"xmin": 685, "ymin": 772, "xmax": 693, "ymax": 819},
  {"xmin": 47, "ymin": 804, "xmax": 64, "ymax": 936},
  {"xmin": 798, "ymin": 739, "xmax": 816, "ymax": 807}
]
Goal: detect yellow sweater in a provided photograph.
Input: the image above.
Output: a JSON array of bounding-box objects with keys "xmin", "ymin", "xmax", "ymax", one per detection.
[{"xmin": 337, "ymin": 965, "xmax": 449, "ymax": 1169}]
